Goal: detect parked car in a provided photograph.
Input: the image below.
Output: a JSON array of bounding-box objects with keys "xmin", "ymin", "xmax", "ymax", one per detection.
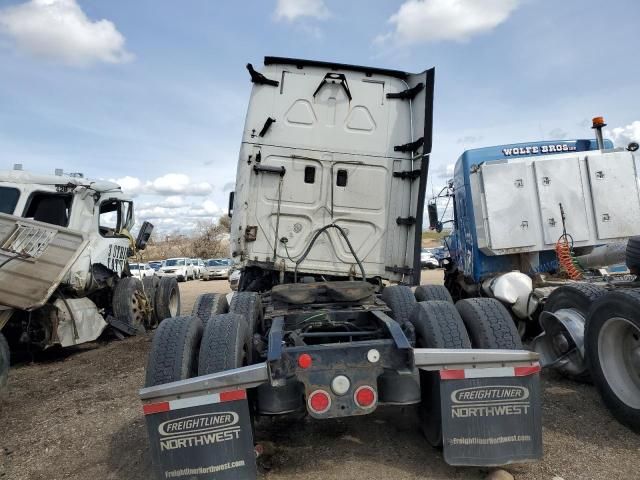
[
  {"xmin": 203, "ymin": 258, "xmax": 234, "ymax": 280},
  {"xmin": 148, "ymin": 261, "xmax": 163, "ymax": 271},
  {"xmin": 420, "ymin": 248, "xmax": 439, "ymax": 269},
  {"xmin": 228, "ymin": 268, "xmax": 241, "ymax": 290},
  {"xmin": 129, "ymin": 262, "xmax": 155, "ymax": 278},
  {"xmin": 159, "ymin": 257, "xmax": 194, "ymax": 282},
  {"xmin": 430, "ymin": 246, "xmax": 448, "ymax": 267}
]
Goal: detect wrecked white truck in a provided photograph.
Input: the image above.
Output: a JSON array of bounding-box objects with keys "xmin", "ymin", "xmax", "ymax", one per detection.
[
  {"xmin": 140, "ymin": 57, "xmax": 543, "ymax": 479},
  {"xmin": 0, "ymin": 169, "xmax": 180, "ymax": 391}
]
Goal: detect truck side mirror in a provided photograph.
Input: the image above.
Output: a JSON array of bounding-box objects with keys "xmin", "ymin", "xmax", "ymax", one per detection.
[
  {"xmin": 228, "ymin": 191, "xmax": 235, "ymax": 218},
  {"xmin": 428, "ymin": 202, "xmax": 439, "ymax": 230},
  {"xmin": 135, "ymin": 221, "xmax": 154, "ymax": 251}
]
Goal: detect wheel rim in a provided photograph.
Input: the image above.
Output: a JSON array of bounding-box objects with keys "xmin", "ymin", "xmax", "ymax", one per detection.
[
  {"xmin": 130, "ymin": 293, "xmax": 145, "ymax": 329},
  {"xmin": 168, "ymin": 288, "xmax": 179, "ymax": 317},
  {"xmin": 536, "ymin": 308, "xmax": 588, "ymax": 377},
  {"xmin": 598, "ymin": 317, "xmax": 640, "ymax": 409}
]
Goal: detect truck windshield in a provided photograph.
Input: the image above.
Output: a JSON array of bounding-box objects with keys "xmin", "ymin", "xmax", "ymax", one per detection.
[
  {"xmin": 0, "ymin": 187, "xmax": 20, "ymax": 214},
  {"xmin": 165, "ymin": 259, "xmax": 184, "ymax": 266}
]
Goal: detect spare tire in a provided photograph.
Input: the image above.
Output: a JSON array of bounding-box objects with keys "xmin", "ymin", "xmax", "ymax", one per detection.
[
  {"xmin": 414, "ymin": 285, "xmax": 453, "ymax": 303},
  {"xmin": 145, "ymin": 315, "xmax": 203, "ymax": 387},
  {"xmin": 198, "ymin": 313, "xmax": 248, "ymax": 375},
  {"xmin": 112, "ymin": 277, "xmax": 147, "ymax": 333},
  {"xmin": 0, "ymin": 332, "xmax": 9, "ymax": 391},
  {"xmin": 191, "ymin": 293, "xmax": 228, "ymax": 327},
  {"xmin": 155, "ymin": 276, "xmax": 180, "ymax": 323}
]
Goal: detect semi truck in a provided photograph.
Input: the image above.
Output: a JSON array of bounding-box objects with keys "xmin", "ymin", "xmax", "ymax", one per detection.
[
  {"xmin": 434, "ymin": 118, "xmax": 640, "ymax": 432},
  {"xmin": 0, "ymin": 169, "xmax": 180, "ymax": 391},
  {"xmin": 140, "ymin": 57, "xmax": 543, "ymax": 479}
]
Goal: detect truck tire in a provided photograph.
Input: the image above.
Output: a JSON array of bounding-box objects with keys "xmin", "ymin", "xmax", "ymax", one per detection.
[
  {"xmin": 545, "ymin": 283, "xmax": 606, "ymax": 316},
  {"xmin": 229, "ymin": 292, "xmax": 263, "ymax": 363},
  {"xmin": 112, "ymin": 277, "xmax": 147, "ymax": 333},
  {"xmin": 191, "ymin": 293, "xmax": 228, "ymax": 327},
  {"xmin": 456, "ymin": 298, "xmax": 522, "ymax": 349},
  {"xmin": 586, "ymin": 290, "xmax": 640, "ymax": 433},
  {"xmin": 155, "ymin": 276, "xmax": 180, "ymax": 323},
  {"xmin": 410, "ymin": 301, "xmax": 472, "ymax": 350},
  {"xmin": 543, "ymin": 284, "xmax": 606, "ymax": 381},
  {"xmin": 381, "ymin": 285, "xmax": 416, "ymax": 326},
  {"xmin": 198, "ymin": 313, "xmax": 248, "ymax": 375},
  {"xmin": 142, "ymin": 276, "xmax": 160, "ymax": 328},
  {"xmin": 625, "ymin": 237, "xmax": 640, "ymax": 271},
  {"xmin": 144, "ymin": 315, "xmax": 203, "ymax": 387},
  {"xmin": 0, "ymin": 332, "xmax": 9, "ymax": 391},
  {"xmin": 410, "ymin": 301, "xmax": 471, "ymax": 447},
  {"xmin": 414, "ymin": 285, "xmax": 453, "ymax": 303}
]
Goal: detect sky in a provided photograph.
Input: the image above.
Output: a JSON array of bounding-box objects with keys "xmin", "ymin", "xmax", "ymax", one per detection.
[{"xmin": 0, "ymin": 0, "xmax": 639, "ymax": 234}]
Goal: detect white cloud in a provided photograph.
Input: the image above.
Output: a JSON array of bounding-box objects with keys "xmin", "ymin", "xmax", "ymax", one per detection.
[
  {"xmin": 606, "ymin": 121, "xmax": 640, "ymax": 147},
  {"xmin": 114, "ymin": 173, "xmax": 213, "ymax": 197},
  {"xmin": 136, "ymin": 198, "xmax": 222, "ymax": 234},
  {"xmin": 159, "ymin": 196, "xmax": 187, "ymax": 209},
  {"xmin": 0, "ymin": 0, "xmax": 133, "ymax": 66},
  {"xmin": 274, "ymin": 0, "xmax": 330, "ymax": 22},
  {"xmin": 149, "ymin": 173, "xmax": 213, "ymax": 196},
  {"xmin": 375, "ymin": 0, "xmax": 521, "ymax": 45},
  {"xmin": 114, "ymin": 175, "xmax": 144, "ymax": 196}
]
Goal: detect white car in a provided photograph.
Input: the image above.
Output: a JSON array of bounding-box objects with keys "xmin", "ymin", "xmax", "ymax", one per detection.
[
  {"xmin": 421, "ymin": 249, "xmax": 439, "ymax": 269},
  {"xmin": 129, "ymin": 262, "xmax": 155, "ymax": 278},
  {"xmin": 159, "ymin": 258, "xmax": 194, "ymax": 282}
]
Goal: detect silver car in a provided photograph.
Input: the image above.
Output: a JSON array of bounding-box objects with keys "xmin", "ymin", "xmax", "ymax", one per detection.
[{"xmin": 202, "ymin": 258, "xmax": 234, "ymax": 280}]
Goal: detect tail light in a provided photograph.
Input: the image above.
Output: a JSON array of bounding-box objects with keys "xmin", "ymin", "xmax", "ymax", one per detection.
[
  {"xmin": 307, "ymin": 389, "xmax": 331, "ymax": 414},
  {"xmin": 354, "ymin": 386, "xmax": 377, "ymax": 409}
]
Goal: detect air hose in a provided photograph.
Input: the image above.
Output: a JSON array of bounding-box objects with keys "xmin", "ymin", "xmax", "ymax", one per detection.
[
  {"xmin": 555, "ymin": 203, "xmax": 583, "ymax": 280},
  {"xmin": 284, "ymin": 223, "xmax": 366, "ymax": 283}
]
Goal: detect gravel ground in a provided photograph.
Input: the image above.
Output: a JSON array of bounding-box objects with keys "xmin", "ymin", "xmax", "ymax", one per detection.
[{"xmin": 1, "ymin": 272, "xmax": 639, "ymax": 480}]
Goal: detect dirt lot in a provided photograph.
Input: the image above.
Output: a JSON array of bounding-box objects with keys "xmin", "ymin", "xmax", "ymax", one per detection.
[{"xmin": 1, "ymin": 272, "xmax": 639, "ymax": 480}]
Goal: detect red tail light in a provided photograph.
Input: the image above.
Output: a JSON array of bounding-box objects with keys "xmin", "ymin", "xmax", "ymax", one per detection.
[
  {"xmin": 354, "ymin": 386, "xmax": 376, "ymax": 409},
  {"xmin": 308, "ymin": 390, "xmax": 331, "ymax": 414},
  {"xmin": 298, "ymin": 353, "xmax": 313, "ymax": 369}
]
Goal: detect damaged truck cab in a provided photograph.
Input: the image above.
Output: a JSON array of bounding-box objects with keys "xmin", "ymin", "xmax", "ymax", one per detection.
[{"xmin": 0, "ymin": 170, "xmax": 180, "ymax": 391}]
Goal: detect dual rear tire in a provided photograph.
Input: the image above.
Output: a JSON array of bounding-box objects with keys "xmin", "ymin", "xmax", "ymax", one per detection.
[
  {"xmin": 145, "ymin": 292, "xmax": 261, "ymax": 387},
  {"xmin": 385, "ymin": 286, "xmax": 522, "ymax": 446}
]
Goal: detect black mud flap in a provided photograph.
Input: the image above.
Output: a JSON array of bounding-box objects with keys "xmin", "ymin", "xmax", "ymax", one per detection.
[
  {"xmin": 143, "ymin": 389, "xmax": 258, "ymax": 480},
  {"xmin": 439, "ymin": 366, "xmax": 543, "ymax": 466}
]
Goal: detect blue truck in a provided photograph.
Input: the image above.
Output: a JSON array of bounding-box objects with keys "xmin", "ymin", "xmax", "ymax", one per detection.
[{"xmin": 432, "ymin": 118, "xmax": 640, "ymax": 433}]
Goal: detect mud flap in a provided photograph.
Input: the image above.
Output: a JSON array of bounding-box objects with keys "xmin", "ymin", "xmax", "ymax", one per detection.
[
  {"xmin": 143, "ymin": 389, "xmax": 258, "ymax": 480},
  {"xmin": 439, "ymin": 365, "xmax": 542, "ymax": 466}
]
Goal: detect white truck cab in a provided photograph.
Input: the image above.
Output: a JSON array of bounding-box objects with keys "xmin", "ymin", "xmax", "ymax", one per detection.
[{"xmin": 0, "ymin": 169, "xmax": 180, "ymax": 392}]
